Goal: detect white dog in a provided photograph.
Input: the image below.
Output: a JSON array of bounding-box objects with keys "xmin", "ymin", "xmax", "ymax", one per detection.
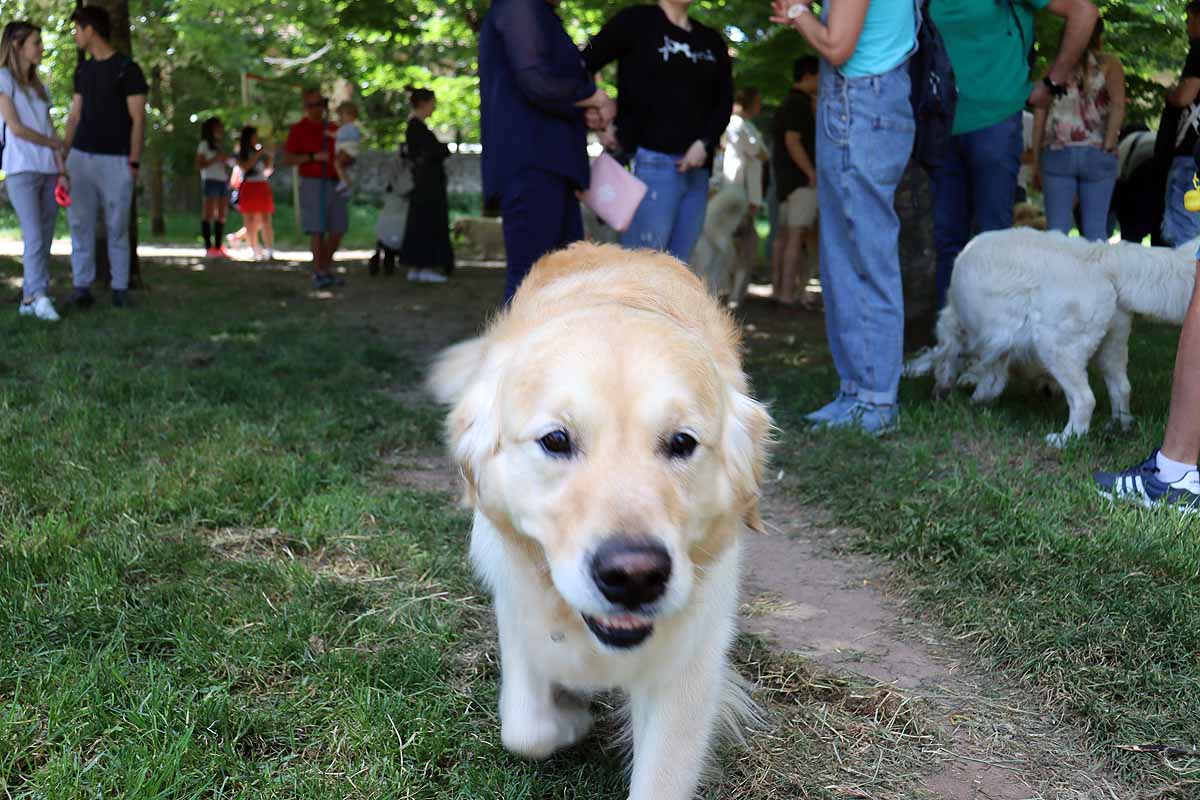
[
  {"xmin": 907, "ymin": 229, "xmax": 1197, "ymax": 446},
  {"xmin": 428, "ymin": 243, "xmax": 771, "ymax": 800},
  {"xmin": 690, "ymin": 181, "xmax": 753, "ymax": 305}
]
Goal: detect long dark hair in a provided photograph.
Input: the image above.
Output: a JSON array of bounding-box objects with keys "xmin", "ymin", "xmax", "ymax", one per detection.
[
  {"xmin": 200, "ymin": 116, "xmax": 222, "ymax": 150},
  {"xmin": 238, "ymin": 125, "xmax": 257, "ymax": 162}
]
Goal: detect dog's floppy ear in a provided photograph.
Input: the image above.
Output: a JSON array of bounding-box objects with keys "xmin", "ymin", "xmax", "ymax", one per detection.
[
  {"xmin": 721, "ymin": 388, "xmax": 772, "ymax": 532},
  {"xmin": 427, "ymin": 337, "xmax": 502, "ymax": 505}
]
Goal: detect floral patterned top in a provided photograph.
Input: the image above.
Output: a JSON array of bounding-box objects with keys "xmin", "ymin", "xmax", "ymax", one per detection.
[{"xmin": 1044, "ymin": 52, "xmax": 1110, "ymax": 150}]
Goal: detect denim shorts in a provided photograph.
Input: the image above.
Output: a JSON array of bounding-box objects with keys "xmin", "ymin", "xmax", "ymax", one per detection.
[{"xmin": 202, "ymin": 179, "xmax": 229, "ymax": 199}]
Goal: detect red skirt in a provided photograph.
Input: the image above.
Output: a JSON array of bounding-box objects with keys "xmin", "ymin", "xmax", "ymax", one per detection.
[{"xmin": 237, "ymin": 180, "xmax": 275, "ymax": 214}]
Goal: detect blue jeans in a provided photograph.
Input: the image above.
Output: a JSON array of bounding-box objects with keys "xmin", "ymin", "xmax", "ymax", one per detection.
[
  {"xmin": 1163, "ymin": 155, "xmax": 1200, "ymax": 247},
  {"xmin": 817, "ymin": 61, "xmax": 915, "ymax": 407},
  {"xmin": 930, "ymin": 112, "xmax": 1023, "ymax": 307},
  {"xmin": 620, "ymin": 148, "xmax": 709, "ymax": 262},
  {"xmin": 500, "ymin": 169, "xmax": 583, "ymax": 303},
  {"xmin": 1040, "ymin": 145, "xmax": 1118, "ymax": 242},
  {"xmin": 7, "ymin": 172, "xmax": 60, "ymax": 301}
]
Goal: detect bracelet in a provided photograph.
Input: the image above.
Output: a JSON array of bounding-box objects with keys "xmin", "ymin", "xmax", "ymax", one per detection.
[{"xmin": 1042, "ymin": 75, "xmax": 1067, "ymax": 98}]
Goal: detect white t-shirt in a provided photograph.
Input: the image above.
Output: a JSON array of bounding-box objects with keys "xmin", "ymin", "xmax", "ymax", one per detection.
[
  {"xmin": 0, "ymin": 67, "xmax": 58, "ymax": 175},
  {"xmin": 197, "ymin": 140, "xmax": 228, "ymax": 182}
]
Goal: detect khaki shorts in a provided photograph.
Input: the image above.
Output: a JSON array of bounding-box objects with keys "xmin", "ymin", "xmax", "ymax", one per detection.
[{"xmin": 783, "ymin": 186, "xmax": 818, "ymax": 228}]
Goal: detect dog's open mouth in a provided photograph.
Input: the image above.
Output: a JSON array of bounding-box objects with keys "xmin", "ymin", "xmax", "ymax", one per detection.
[{"xmin": 582, "ymin": 613, "xmax": 654, "ymax": 649}]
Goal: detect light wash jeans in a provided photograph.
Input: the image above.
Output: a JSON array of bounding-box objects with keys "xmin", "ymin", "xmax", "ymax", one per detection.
[
  {"xmin": 620, "ymin": 148, "xmax": 709, "ymax": 263},
  {"xmin": 1163, "ymin": 154, "xmax": 1200, "ymax": 247},
  {"xmin": 1040, "ymin": 145, "xmax": 1117, "ymax": 242},
  {"xmin": 66, "ymin": 150, "xmax": 135, "ymax": 291},
  {"xmin": 7, "ymin": 171, "xmax": 60, "ymax": 301},
  {"xmin": 817, "ymin": 61, "xmax": 915, "ymax": 407}
]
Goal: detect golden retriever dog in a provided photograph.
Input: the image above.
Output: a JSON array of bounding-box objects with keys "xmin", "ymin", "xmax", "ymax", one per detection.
[{"xmin": 428, "ymin": 243, "xmax": 771, "ymax": 800}]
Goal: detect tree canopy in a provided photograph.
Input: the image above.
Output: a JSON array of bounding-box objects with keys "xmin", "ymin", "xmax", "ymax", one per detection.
[{"xmin": 0, "ymin": 0, "xmax": 1192, "ymax": 187}]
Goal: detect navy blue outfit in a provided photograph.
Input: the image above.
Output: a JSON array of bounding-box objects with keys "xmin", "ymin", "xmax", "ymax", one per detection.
[{"xmin": 479, "ymin": 0, "xmax": 596, "ymax": 302}]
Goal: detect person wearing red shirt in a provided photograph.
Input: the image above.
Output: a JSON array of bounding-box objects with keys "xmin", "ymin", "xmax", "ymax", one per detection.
[{"xmin": 283, "ymin": 88, "xmax": 348, "ymax": 289}]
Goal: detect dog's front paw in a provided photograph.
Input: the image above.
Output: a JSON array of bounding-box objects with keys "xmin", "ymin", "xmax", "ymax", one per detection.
[
  {"xmin": 501, "ymin": 702, "xmax": 593, "ymax": 760},
  {"xmin": 1107, "ymin": 414, "xmax": 1135, "ymax": 433},
  {"xmin": 1045, "ymin": 430, "xmax": 1083, "ymax": 448}
]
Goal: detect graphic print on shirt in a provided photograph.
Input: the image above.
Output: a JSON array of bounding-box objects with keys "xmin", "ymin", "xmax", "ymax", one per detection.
[{"xmin": 657, "ymin": 36, "xmax": 715, "ymax": 64}]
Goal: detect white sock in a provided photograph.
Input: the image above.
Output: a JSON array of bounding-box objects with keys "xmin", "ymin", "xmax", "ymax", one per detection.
[{"xmin": 1155, "ymin": 451, "xmax": 1197, "ymax": 484}]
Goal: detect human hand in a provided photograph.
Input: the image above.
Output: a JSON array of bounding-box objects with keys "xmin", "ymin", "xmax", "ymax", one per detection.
[
  {"xmin": 1027, "ymin": 82, "xmax": 1052, "ymax": 109},
  {"xmin": 312, "ymin": 151, "xmax": 330, "ymax": 163},
  {"xmin": 584, "ymin": 108, "xmax": 606, "ymax": 131},
  {"xmin": 769, "ymin": 0, "xmax": 812, "ymax": 29},
  {"xmin": 597, "ymin": 125, "xmax": 620, "ymax": 152},
  {"xmin": 677, "ymin": 140, "xmax": 707, "ymax": 172}
]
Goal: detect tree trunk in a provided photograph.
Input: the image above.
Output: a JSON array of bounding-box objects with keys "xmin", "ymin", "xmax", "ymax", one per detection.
[
  {"xmin": 896, "ymin": 161, "xmax": 937, "ymax": 352},
  {"xmin": 149, "ymin": 65, "xmax": 165, "ymax": 236},
  {"xmin": 80, "ymin": 0, "xmax": 142, "ymax": 288}
]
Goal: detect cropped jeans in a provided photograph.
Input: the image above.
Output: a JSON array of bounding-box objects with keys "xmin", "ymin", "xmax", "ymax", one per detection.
[{"xmin": 817, "ymin": 60, "xmax": 915, "ymax": 407}]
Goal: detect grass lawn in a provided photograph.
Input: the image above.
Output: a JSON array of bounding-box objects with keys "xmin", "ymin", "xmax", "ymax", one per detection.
[
  {"xmin": 0, "ymin": 258, "xmax": 941, "ymax": 798},
  {"xmin": 746, "ymin": 319, "xmax": 1200, "ymax": 789}
]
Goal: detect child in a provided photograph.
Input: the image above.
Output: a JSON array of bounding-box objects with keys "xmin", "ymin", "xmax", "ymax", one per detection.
[{"xmin": 332, "ymin": 101, "xmax": 361, "ymax": 196}]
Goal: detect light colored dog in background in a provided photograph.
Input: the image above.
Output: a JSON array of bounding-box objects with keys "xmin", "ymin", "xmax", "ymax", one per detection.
[
  {"xmin": 906, "ymin": 228, "xmax": 1197, "ymax": 446},
  {"xmin": 690, "ymin": 181, "xmax": 754, "ymax": 306},
  {"xmin": 428, "ymin": 243, "xmax": 771, "ymax": 800}
]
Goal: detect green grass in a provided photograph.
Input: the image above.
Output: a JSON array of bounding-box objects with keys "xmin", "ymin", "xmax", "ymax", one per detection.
[
  {"xmin": 0, "ymin": 258, "xmax": 943, "ymax": 799},
  {"xmin": 0, "ymin": 191, "xmax": 483, "ymax": 252},
  {"xmin": 745, "ymin": 319, "xmax": 1200, "ymax": 789}
]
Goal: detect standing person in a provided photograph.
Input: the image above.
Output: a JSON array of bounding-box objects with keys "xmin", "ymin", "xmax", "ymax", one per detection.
[
  {"xmin": 0, "ymin": 21, "xmax": 67, "ymax": 322},
  {"xmin": 583, "ymin": 0, "xmax": 734, "ymax": 262},
  {"xmin": 722, "ymin": 86, "xmax": 769, "ymax": 289},
  {"xmin": 771, "ymin": 55, "xmax": 820, "ymax": 309},
  {"xmin": 929, "ymin": 0, "xmax": 1099, "ymax": 308},
  {"xmin": 235, "ymin": 125, "xmax": 275, "ymax": 261},
  {"xmin": 1161, "ymin": 1, "xmax": 1200, "ymax": 248},
  {"xmin": 1031, "ymin": 19, "xmax": 1125, "ymax": 242},
  {"xmin": 479, "ymin": 0, "xmax": 615, "ymax": 303},
  {"xmin": 397, "ymin": 87, "xmax": 454, "ymax": 284},
  {"xmin": 196, "ymin": 116, "xmax": 231, "ymax": 258},
  {"xmin": 770, "ymin": 0, "xmax": 915, "ymax": 435},
  {"xmin": 282, "ymin": 88, "xmax": 347, "ymax": 290},
  {"xmin": 62, "ymin": 5, "xmax": 148, "ymax": 310}
]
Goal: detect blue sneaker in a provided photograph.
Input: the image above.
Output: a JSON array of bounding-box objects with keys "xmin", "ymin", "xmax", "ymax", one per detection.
[
  {"xmin": 312, "ymin": 273, "xmax": 335, "ymax": 290},
  {"xmin": 821, "ymin": 401, "xmax": 899, "ymax": 437},
  {"xmin": 804, "ymin": 393, "xmax": 857, "ymax": 425},
  {"xmin": 1093, "ymin": 450, "xmax": 1200, "ymax": 513}
]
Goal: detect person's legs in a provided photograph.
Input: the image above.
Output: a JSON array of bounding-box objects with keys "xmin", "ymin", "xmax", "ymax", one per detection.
[
  {"xmin": 1040, "ymin": 147, "xmax": 1078, "ymax": 235},
  {"xmin": 620, "ymin": 149, "xmax": 684, "ymax": 253},
  {"xmin": 779, "ymin": 226, "xmax": 804, "ymax": 304},
  {"xmin": 1162, "ymin": 261, "xmax": 1200, "ymax": 464},
  {"xmin": 214, "ymin": 194, "xmax": 228, "ymax": 251},
  {"xmin": 1162, "ymin": 155, "xmax": 1200, "ymax": 247},
  {"xmin": 1077, "ymin": 146, "xmax": 1118, "ymax": 242},
  {"xmin": 8, "ymin": 173, "xmax": 55, "ymax": 302},
  {"xmin": 91, "ymin": 155, "xmax": 134, "ymax": 293},
  {"xmin": 262, "ymin": 213, "xmax": 275, "ymax": 253},
  {"xmin": 244, "ymin": 213, "xmax": 262, "ymax": 256},
  {"xmin": 930, "ymin": 137, "xmax": 971, "ymax": 309},
  {"xmin": 299, "ymin": 177, "xmax": 329, "ymax": 277},
  {"xmin": 963, "ymin": 112, "xmax": 1021, "ymax": 234},
  {"xmin": 501, "ymin": 170, "xmax": 574, "ymax": 303},
  {"xmin": 66, "ymin": 151, "xmax": 100, "ymax": 294},
  {"xmin": 666, "ymin": 167, "xmax": 710, "ymax": 263}
]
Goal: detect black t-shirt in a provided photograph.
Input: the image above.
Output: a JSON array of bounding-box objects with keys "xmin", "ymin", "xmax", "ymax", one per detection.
[
  {"xmin": 582, "ymin": 5, "xmax": 733, "ymax": 163},
  {"xmin": 773, "ymin": 89, "xmax": 816, "ymax": 197},
  {"xmin": 72, "ymin": 54, "xmax": 148, "ymax": 156},
  {"xmin": 1173, "ymin": 39, "xmax": 1200, "ymax": 158}
]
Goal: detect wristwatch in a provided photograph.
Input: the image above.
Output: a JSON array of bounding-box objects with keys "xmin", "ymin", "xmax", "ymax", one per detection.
[{"xmin": 1042, "ymin": 75, "xmax": 1067, "ymax": 98}]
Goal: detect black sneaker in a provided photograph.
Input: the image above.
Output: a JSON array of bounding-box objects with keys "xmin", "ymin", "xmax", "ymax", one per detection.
[
  {"xmin": 1093, "ymin": 450, "xmax": 1200, "ymax": 514},
  {"xmin": 70, "ymin": 287, "xmax": 94, "ymax": 309},
  {"xmin": 312, "ymin": 273, "xmax": 335, "ymax": 290},
  {"xmin": 112, "ymin": 289, "xmax": 130, "ymax": 308}
]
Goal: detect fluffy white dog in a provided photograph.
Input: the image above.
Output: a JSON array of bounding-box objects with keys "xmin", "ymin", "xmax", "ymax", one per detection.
[
  {"xmin": 907, "ymin": 229, "xmax": 1197, "ymax": 446},
  {"xmin": 427, "ymin": 243, "xmax": 771, "ymax": 800}
]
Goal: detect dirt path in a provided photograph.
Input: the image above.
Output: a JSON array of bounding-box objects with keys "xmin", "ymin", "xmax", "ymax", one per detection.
[{"xmin": 320, "ymin": 263, "xmax": 1134, "ymax": 799}]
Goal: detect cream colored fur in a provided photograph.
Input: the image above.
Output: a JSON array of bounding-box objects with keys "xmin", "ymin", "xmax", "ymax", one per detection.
[
  {"xmin": 690, "ymin": 182, "xmax": 752, "ymax": 304},
  {"xmin": 907, "ymin": 229, "xmax": 1198, "ymax": 446},
  {"xmin": 427, "ymin": 243, "xmax": 771, "ymax": 800}
]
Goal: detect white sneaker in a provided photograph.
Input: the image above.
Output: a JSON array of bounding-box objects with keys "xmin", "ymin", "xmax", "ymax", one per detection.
[
  {"xmin": 416, "ymin": 268, "xmax": 448, "ymax": 284},
  {"xmin": 18, "ymin": 296, "xmax": 60, "ymax": 322}
]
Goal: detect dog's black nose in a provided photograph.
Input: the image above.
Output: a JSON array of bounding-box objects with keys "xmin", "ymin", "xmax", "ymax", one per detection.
[{"xmin": 590, "ymin": 537, "xmax": 672, "ymax": 609}]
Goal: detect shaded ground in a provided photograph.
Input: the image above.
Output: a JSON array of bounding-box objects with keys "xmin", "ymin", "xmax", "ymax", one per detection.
[{"xmin": 304, "ymin": 260, "xmax": 1139, "ymax": 800}]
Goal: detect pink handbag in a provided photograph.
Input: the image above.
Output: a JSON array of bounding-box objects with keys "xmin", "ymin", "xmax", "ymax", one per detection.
[{"xmin": 582, "ymin": 153, "xmax": 647, "ymax": 233}]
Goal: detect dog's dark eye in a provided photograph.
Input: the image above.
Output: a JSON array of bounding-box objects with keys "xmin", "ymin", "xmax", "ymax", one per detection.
[
  {"xmin": 539, "ymin": 429, "xmax": 574, "ymax": 457},
  {"xmin": 665, "ymin": 432, "xmax": 699, "ymax": 459}
]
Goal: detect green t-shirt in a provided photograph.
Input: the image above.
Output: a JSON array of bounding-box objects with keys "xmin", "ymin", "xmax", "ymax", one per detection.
[{"xmin": 931, "ymin": 0, "xmax": 1049, "ymax": 135}]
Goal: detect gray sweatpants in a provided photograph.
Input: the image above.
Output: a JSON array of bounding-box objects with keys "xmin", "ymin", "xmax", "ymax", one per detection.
[
  {"xmin": 66, "ymin": 150, "xmax": 134, "ymax": 291},
  {"xmin": 7, "ymin": 171, "xmax": 59, "ymax": 301}
]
